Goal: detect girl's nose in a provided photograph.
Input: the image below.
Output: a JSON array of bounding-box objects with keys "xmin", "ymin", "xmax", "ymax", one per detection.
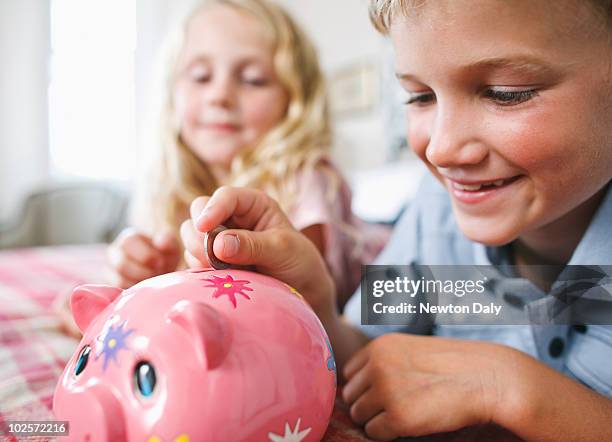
[
  {"xmin": 206, "ymin": 75, "xmax": 236, "ymax": 107},
  {"xmin": 425, "ymin": 104, "xmax": 488, "ymax": 168}
]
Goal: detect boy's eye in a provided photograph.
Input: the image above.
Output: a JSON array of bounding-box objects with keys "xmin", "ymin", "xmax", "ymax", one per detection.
[
  {"xmin": 485, "ymin": 88, "xmax": 538, "ymax": 106},
  {"xmin": 404, "ymin": 92, "xmax": 436, "ymax": 106}
]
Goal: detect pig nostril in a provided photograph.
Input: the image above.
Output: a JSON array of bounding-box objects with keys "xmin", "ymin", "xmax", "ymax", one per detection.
[{"xmin": 84, "ymin": 434, "xmax": 91, "ymax": 442}]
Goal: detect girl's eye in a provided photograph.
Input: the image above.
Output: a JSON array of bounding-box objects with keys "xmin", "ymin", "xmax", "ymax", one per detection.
[
  {"xmin": 242, "ymin": 77, "xmax": 268, "ymax": 86},
  {"xmin": 485, "ymin": 88, "xmax": 538, "ymax": 106},
  {"xmin": 404, "ymin": 92, "xmax": 436, "ymax": 106},
  {"xmin": 74, "ymin": 345, "xmax": 91, "ymax": 376},
  {"xmin": 192, "ymin": 74, "xmax": 211, "ymax": 84},
  {"xmin": 187, "ymin": 67, "xmax": 211, "ymax": 83},
  {"xmin": 134, "ymin": 361, "xmax": 156, "ymax": 397}
]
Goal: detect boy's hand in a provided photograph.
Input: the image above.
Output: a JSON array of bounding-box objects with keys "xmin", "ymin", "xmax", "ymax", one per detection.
[
  {"xmin": 108, "ymin": 228, "xmax": 181, "ymax": 288},
  {"xmin": 342, "ymin": 333, "xmax": 522, "ymax": 441},
  {"xmin": 180, "ymin": 186, "xmax": 336, "ymax": 317}
]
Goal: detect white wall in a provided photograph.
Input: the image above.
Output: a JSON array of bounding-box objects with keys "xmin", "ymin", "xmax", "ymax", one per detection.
[
  {"xmin": 276, "ymin": 0, "xmax": 391, "ymax": 174},
  {"xmin": 0, "ymin": 0, "xmax": 51, "ymax": 218}
]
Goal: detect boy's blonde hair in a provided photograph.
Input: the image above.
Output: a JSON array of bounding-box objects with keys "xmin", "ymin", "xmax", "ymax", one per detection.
[
  {"xmin": 139, "ymin": 0, "xmax": 333, "ymax": 236},
  {"xmin": 368, "ymin": 0, "xmax": 612, "ymax": 34}
]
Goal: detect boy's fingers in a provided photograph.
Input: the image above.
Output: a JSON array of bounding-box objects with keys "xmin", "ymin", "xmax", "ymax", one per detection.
[
  {"xmin": 343, "ymin": 346, "xmax": 369, "ymax": 379},
  {"xmin": 342, "ymin": 365, "xmax": 372, "ymax": 405},
  {"xmin": 364, "ymin": 412, "xmax": 397, "ymax": 442},
  {"xmin": 349, "ymin": 388, "xmax": 384, "ymax": 426},
  {"xmin": 196, "ymin": 187, "xmax": 291, "ymax": 233},
  {"xmin": 211, "ymin": 229, "xmax": 293, "ymax": 270},
  {"xmin": 180, "ymin": 219, "xmax": 209, "ymax": 266},
  {"xmin": 184, "ymin": 250, "xmax": 206, "ymax": 269},
  {"xmin": 190, "ymin": 196, "xmax": 210, "ymax": 223}
]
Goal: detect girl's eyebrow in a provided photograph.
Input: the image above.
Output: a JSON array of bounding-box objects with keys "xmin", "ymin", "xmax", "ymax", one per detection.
[{"xmin": 183, "ymin": 54, "xmax": 269, "ymax": 69}]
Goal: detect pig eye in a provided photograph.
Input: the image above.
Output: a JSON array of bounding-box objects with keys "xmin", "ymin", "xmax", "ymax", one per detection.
[
  {"xmin": 74, "ymin": 345, "xmax": 91, "ymax": 376},
  {"xmin": 134, "ymin": 361, "xmax": 156, "ymax": 397}
]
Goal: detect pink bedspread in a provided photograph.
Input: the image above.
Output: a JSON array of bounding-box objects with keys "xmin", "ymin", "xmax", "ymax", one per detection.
[{"xmin": 0, "ymin": 244, "xmax": 372, "ymax": 442}]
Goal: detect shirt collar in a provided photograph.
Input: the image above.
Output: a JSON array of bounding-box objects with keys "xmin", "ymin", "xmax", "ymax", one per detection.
[
  {"xmin": 476, "ymin": 182, "xmax": 612, "ymax": 266},
  {"xmin": 568, "ymin": 182, "xmax": 612, "ymax": 265},
  {"xmin": 473, "ymin": 184, "xmax": 612, "ymax": 271}
]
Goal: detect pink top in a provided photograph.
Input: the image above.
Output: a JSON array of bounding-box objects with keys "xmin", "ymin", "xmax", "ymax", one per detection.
[{"xmin": 287, "ymin": 160, "xmax": 392, "ymax": 304}]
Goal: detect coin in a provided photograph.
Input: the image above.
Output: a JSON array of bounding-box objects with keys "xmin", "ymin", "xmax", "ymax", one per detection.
[{"xmin": 204, "ymin": 225, "xmax": 232, "ymax": 270}]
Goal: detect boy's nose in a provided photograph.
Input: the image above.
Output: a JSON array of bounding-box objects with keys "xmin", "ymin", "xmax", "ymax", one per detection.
[{"xmin": 425, "ymin": 106, "xmax": 488, "ymax": 168}]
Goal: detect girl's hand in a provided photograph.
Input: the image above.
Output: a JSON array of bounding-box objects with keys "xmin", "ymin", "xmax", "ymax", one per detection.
[
  {"xmin": 107, "ymin": 228, "xmax": 181, "ymax": 288},
  {"xmin": 180, "ymin": 186, "xmax": 336, "ymax": 317},
  {"xmin": 53, "ymin": 289, "xmax": 82, "ymax": 338},
  {"xmin": 342, "ymin": 333, "xmax": 523, "ymax": 441}
]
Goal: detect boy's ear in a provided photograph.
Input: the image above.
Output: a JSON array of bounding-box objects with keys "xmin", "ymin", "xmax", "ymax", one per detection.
[
  {"xmin": 71, "ymin": 285, "xmax": 123, "ymax": 333},
  {"xmin": 166, "ymin": 300, "xmax": 232, "ymax": 370}
]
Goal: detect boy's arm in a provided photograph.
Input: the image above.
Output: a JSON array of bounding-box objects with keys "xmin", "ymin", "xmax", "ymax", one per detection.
[
  {"xmin": 180, "ymin": 186, "xmax": 370, "ymax": 374},
  {"xmin": 498, "ymin": 352, "xmax": 612, "ymax": 441},
  {"xmin": 341, "ymin": 332, "xmax": 612, "ymax": 441}
]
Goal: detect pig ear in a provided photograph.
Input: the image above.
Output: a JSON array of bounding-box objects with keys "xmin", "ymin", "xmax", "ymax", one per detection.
[
  {"xmin": 166, "ymin": 301, "xmax": 232, "ymax": 370},
  {"xmin": 71, "ymin": 285, "xmax": 123, "ymax": 333}
]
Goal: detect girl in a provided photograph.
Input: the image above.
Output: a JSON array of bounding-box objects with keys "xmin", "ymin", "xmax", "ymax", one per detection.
[
  {"xmin": 182, "ymin": 0, "xmax": 612, "ymax": 440},
  {"xmin": 106, "ymin": 0, "xmax": 390, "ymax": 302}
]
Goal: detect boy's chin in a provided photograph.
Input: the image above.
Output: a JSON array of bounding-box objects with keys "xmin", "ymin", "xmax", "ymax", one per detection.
[{"xmin": 455, "ymin": 215, "xmax": 519, "ymax": 247}]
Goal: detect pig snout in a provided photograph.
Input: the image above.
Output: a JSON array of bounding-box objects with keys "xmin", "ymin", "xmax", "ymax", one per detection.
[{"xmin": 54, "ymin": 385, "xmax": 127, "ymax": 442}]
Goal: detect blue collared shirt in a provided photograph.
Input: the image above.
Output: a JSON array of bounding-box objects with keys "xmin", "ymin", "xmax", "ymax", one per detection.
[{"xmin": 344, "ymin": 173, "xmax": 612, "ymax": 397}]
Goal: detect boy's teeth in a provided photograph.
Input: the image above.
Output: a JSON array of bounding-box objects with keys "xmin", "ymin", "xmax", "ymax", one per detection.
[
  {"xmin": 455, "ymin": 179, "xmax": 506, "ymax": 191},
  {"xmin": 457, "ymin": 183, "xmax": 483, "ymax": 191}
]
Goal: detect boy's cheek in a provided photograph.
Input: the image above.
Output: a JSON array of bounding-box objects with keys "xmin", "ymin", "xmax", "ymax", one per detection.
[{"xmin": 406, "ymin": 123, "xmax": 430, "ymax": 160}]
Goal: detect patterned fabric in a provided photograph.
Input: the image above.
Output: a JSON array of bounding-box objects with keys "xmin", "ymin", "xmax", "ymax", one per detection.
[{"xmin": 0, "ymin": 245, "xmax": 372, "ymax": 442}]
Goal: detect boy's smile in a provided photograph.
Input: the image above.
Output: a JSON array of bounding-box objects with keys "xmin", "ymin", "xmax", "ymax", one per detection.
[
  {"xmin": 391, "ymin": 0, "xmax": 612, "ymax": 254},
  {"xmin": 444, "ymin": 174, "xmax": 524, "ymax": 205}
]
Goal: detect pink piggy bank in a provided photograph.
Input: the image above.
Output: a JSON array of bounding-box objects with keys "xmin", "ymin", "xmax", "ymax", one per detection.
[{"xmin": 53, "ymin": 268, "xmax": 336, "ymax": 441}]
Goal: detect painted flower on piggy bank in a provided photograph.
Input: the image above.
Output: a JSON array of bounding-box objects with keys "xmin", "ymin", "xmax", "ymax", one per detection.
[{"xmin": 53, "ymin": 268, "xmax": 336, "ymax": 442}]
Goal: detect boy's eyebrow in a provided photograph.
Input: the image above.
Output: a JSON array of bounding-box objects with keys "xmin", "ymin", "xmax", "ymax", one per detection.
[
  {"xmin": 467, "ymin": 56, "xmax": 559, "ymax": 76},
  {"xmin": 395, "ymin": 56, "xmax": 563, "ymax": 81}
]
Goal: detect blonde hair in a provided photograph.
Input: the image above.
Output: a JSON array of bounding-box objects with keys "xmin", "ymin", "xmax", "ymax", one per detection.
[
  {"xmin": 139, "ymin": 0, "xmax": 334, "ymax": 237},
  {"xmin": 368, "ymin": 0, "xmax": 612, "ymax": 34}
]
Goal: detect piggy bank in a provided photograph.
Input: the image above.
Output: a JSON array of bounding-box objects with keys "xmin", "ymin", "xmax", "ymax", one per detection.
[{"xmin": 53, "ymin": 268, "xmax": 336, "ymax": 441}]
